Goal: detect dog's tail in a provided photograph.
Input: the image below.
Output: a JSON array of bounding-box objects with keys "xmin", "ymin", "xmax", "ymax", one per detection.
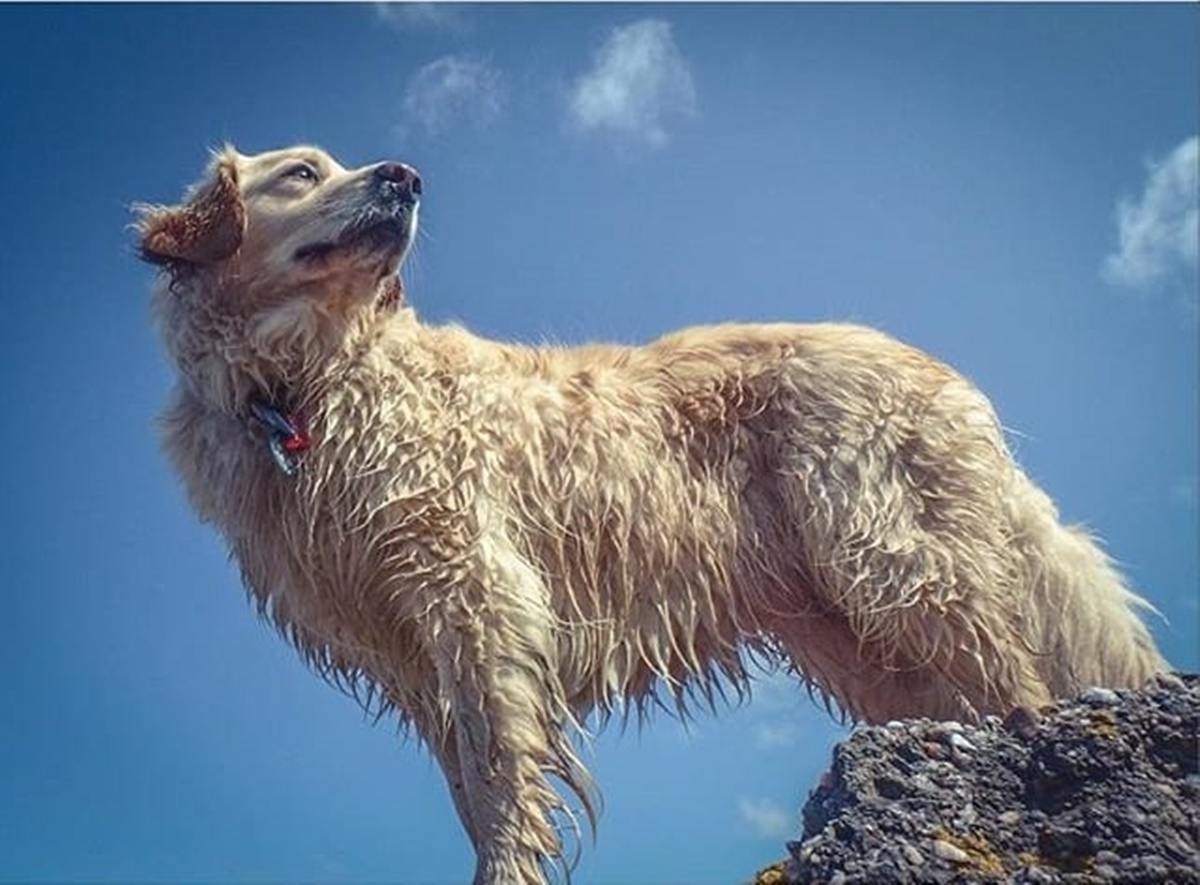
[{"xmin": 1006, "ymin": 475, "xmax": 1171, "ymax": 697}]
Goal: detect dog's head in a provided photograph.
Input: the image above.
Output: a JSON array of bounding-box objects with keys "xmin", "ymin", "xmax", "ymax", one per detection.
[
  {"xmin": 139, "ymin": 145, "xmax": 420, "ymax": 407},
  {"xmin": 138, "ymin": 145, "xmax": 420, "ymax": 305}
]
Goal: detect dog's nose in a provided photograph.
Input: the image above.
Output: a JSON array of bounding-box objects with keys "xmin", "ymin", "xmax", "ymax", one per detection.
[{"xmin": 375, "ymin": 162, "xmax": 422, "ymax": 201}]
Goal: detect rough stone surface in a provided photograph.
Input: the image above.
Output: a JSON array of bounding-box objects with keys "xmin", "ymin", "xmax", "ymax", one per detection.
[{"xmin": 753, "ymin": 674, "xmax": 1198, "ymax": 884}]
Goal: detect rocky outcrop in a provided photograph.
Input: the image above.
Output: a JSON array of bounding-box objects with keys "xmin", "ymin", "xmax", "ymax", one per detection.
[{"xmin": 755, "ymin": 675, "xmax": 1198, "ymax": 884}]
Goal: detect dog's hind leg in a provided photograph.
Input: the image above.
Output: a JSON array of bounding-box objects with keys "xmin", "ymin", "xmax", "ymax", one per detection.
[
  {"xmin": 767, "ymin": 608, "xmax": 914, "ymax": 723},
  {"xmin": 781, "ymin": 428, "xmax": 1055, "ymax": 722},
  {"xmin": 774, "ymin": 571, "xmax": 1052, "ymax": 723},
  {"xmin": 767, "ymin": 596, "xmax": 1016, "ymax": 724}
]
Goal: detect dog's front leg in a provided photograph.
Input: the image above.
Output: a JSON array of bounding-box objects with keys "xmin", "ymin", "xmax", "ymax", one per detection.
[
  {"xmin": 428, "ymin": 562, "xmax": 582, "ymax": 884},
  {"xmin": 420, "ymin": 722, "xmax": 481, "ymax": 851}
]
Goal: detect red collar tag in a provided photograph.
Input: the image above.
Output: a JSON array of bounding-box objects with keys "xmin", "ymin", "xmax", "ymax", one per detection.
[{"xmin": 249, "ymin": 398, "xmax": 311, "ymax": 478}]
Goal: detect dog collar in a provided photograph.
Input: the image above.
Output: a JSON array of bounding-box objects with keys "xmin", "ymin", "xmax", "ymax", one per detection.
[{"xmin": 249, "ymin": 397, "xmax": 311, "ymax": 478}]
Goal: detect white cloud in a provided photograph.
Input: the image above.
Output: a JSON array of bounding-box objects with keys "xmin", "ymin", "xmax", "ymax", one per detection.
[
  {"xmin": 1102, "ymin": 136, "xmax": 1199, "ymax": 294},
  {"xmin": 401, "ymin": 55, "xmax": 504, "ymax": 138},
  {"xmin": 755, "ymin": 720, "xmax": 802, "ymax": 750},
  {"xmin": 568, "ymin": 18, "xmax": 697, "ymax": 149},
  {"xmin": 373, "ymin": 2, "xmax": 467, "ymax": 33},
  {"xmin": 737, "ymin": 796, "xmax": 794, "ymax": 840}
]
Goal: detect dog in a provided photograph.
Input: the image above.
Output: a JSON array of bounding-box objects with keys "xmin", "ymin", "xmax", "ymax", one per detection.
[{"xmin": 137, "ymin": 145, "xmax": 1169, "ymax": 883}]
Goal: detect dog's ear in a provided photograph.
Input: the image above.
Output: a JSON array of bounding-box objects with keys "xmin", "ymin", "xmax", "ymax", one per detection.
[{"xmin": 137, "ymin": 154, "xmax": 245, "ymax": 267}]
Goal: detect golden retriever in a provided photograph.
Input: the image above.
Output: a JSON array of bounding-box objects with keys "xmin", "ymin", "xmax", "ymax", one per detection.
[{"xmin": 137, "ymin": 145, "xmax": 1169, "ymax": 884}]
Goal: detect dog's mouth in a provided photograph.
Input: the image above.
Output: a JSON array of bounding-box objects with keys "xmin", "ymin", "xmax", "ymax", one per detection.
[
  {"xmin": 294, "ymin": 220, "xmax": 414, "ymax": 265},
  {"xmin": 294, "ymin": 205, "xmax": 418, "ymax": 272}
]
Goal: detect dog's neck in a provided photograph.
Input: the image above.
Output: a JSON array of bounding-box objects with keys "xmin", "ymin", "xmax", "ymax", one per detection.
[{"xmin": 156, "ymin": 271, "xmax": 414, "ymax": 421}]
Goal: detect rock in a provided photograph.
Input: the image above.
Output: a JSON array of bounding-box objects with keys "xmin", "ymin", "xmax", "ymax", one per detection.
[
  {"xmin": 1001, "ymin": 705, "xmax": 1041, "ymax": 740},
  {"xmin": 932, "ymin": 839, "xmax": 972, "ymax": 864},
  {"xmin": 751, "ymin": 674, "xmax": 1198, "ymax": 884},
  {"xmin": 948, "ymin": 732, "xmax": 977, "ymax": 753},
  {"xmin": 1079, "ymin": 687, "xmax": 1121, "ymax": 706}
]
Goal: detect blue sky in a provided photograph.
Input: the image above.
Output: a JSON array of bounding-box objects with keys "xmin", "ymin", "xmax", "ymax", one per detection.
[{"xmin": 0, "ymin": 3, "xmax": 1196, "ymax": 883}]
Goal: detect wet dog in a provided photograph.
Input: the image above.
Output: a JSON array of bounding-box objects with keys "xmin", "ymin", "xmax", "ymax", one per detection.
[{"xmin": 138, "ymin": 145, "xmax": 1169, "ymax": 883}]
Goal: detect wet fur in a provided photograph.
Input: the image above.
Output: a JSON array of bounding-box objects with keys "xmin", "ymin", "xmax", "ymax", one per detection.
[{"xmin": 140, "ymin": 145, "xmax": 1169, "ymax": 884}]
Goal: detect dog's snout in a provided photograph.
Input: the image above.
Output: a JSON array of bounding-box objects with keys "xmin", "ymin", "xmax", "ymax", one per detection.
[{"xmin": 375, "ymin": 162, "xmax": 422, "ymax": 201}]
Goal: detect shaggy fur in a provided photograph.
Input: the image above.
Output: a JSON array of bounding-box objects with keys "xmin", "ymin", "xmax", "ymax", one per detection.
[{"xmin": 139, "ymin": 145, "xmax": 1169, "ymax": 884}]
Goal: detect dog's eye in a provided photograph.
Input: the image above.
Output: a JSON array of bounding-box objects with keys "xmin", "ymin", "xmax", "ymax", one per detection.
[{"xmin": 283, "ymin": 163, "xmax": 320, "ymax": 184}]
